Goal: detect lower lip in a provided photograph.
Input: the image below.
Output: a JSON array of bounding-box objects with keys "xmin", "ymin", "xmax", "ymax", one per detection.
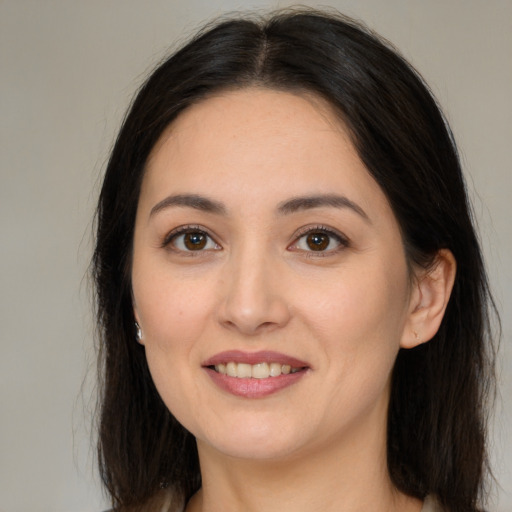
[{"xmin": 204, "ymin": 367, "xmax": 307, "ymax": 398}]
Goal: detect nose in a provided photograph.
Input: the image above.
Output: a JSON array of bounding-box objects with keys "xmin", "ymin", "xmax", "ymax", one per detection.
[{"xmin": 216, "ymin": 247, "xmax": 291, "ymax": 335}]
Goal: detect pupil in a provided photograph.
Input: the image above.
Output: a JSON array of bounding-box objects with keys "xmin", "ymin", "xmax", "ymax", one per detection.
[
  {"xmin": 184, "ymin": 232, "xmax": 206, "ymax": 250},
  {"xmin": 307, "ymin": 233, "xmax": 329, "ymax": 251}
]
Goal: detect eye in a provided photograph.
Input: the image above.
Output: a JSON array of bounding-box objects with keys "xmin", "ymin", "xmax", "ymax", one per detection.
[
  {"xmin": 289, "ymin": 227, "xmax": 348, "ymax": 254},
  {"xmin": 165, "ymin": 226, "xmax": 221, "ymax": 252}
]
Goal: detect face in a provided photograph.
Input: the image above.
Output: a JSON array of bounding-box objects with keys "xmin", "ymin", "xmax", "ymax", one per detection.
[{"xmin": 131, "ymin": 88, "xmax": 416, "ymax": 462}]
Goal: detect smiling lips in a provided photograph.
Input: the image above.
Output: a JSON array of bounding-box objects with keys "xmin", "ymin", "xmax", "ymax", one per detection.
[{"xmin": 203, "ymin": 350, "xmax": 309, "ymax": 398}]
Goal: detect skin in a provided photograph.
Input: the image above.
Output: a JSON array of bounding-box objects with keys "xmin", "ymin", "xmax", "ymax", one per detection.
[{"xmin": 131, "ymin": 88, "xmax": 455, "ymax": 512}]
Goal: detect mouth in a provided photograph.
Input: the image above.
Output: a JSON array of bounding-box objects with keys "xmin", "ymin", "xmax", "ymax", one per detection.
[{"xmin": 202, "ymin": 351, "xmax": 310, "ymax": 398}]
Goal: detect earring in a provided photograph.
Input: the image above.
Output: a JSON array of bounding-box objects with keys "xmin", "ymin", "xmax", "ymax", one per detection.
[{"xmin": 135, "ymin": 322, "xmax": 143, "ymax": 341}]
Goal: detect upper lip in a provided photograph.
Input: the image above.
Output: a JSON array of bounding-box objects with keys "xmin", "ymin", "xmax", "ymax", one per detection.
[{"xmin": 202, "ymin": 350, "xmax": 310, "ymax": 368}]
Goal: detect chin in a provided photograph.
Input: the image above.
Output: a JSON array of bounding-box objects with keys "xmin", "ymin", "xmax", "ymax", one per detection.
[
  {"xmin": 194, "ymin": 418, "xmax": 312, "ymax": 461},
  {"xmin": 202, "ymin": 438, "xmax": 304, "ymax": 462}
]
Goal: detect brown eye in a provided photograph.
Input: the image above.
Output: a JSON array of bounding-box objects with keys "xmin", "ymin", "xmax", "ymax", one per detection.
[
  {"xmin": 167, "ymin": 228, "xmax": 220, "ymax": 252},
  {"xmin": 306, "ymin": 232, "xmax": 330, "ymax": 251},
  {"xmin": 183, "ymin": 232, "xmax": 207, "ymax": 250},
  {"xmin": 289, "ymin": 227, "xmax": 347, "ymax": 254}
]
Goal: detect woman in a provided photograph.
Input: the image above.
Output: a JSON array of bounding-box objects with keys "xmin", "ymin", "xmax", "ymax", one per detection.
[{"xmin": 93, "ymin": 9, "xmax": 497, "ymax": 512}]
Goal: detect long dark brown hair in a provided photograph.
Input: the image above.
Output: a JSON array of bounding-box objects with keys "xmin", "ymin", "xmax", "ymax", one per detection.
[{"xmin": 92, "ymin": 9, "xmax": 498, "ymax": 512}]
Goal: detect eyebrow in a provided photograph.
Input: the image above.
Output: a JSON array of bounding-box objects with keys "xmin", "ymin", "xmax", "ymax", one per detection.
[
  {"xmin": 149, "ymin": 194, "xmax": 227, "ymax": 217},
  {"xmin": 277, "ymin": 194, "xmax": 370, "ymax": 222},
  {"xmin": 149, "ymin": 192, "xmax": 370, "ymax": 222}
]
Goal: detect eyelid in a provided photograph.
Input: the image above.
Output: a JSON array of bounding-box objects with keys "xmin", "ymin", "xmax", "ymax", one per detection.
[
  {"xmin": 162, "ymin": 224, "xmax": 221, "ymax": 251},
  {"xmin": 288, "ymin": 225, "xmax": 350, "ymax": 254}
]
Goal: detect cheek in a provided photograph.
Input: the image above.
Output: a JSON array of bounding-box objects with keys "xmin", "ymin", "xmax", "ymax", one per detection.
[
  {"xmin": 304, "ymin": 268, "xmax": 409, "ymax": 344},
  {"xmin": 307, "ymin": 284, "xmax": 403, "ymax": 428},
  {"xmin": 131, "ymin": 273, "xmax": 209, "ymax": 407},
  {"xmin": 134, "ymin": 268, "xmax": 215, "ymax": 350},
  {"xmin": 135, "ymin": 276, "xmax": 212, "ymax": 423},
  {"xmin": 299, "ymin": 261, "xmax": 409, "ymax": 388}
]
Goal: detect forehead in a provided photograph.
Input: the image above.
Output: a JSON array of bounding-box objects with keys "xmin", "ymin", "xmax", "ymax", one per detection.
[
  {"xmin": 141, "ymin": 87, "xmax": 389, "ymax": 218},
  {"xmin": 148, "ymin": 87, "xmax": 347, "ymax": 160}
]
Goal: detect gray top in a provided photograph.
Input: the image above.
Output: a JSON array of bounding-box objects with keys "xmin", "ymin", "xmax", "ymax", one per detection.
[{"xmin": 422, "ymin": 495, "xmax": 444, "ymax": 512}]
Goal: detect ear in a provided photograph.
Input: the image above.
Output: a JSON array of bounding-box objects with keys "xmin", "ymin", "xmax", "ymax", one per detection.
[{"xmin": 401, "ymin": 249, "xmax": 456, "ymax": 349}]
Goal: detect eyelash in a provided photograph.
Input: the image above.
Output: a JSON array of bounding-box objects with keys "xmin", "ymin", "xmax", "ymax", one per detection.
[
  {"xmin": 289, "ymin": 225, "xmax": 349, "ymax": 256},
  {"xmin": 162, "ymin": 224, "xmax": 349, "ymax": 256},
  {"xmin": 162, "ymin": 225, "xmax": 220, "ymax": 254}
]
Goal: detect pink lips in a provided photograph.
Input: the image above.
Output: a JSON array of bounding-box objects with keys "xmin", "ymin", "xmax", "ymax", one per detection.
[
  {"xmin": 202, "ymin": 350, "xmax": 310, "ymax": 399},
  {"xmin": 202, "ymin": 350, "xmax": 309, "ymax": 368}
]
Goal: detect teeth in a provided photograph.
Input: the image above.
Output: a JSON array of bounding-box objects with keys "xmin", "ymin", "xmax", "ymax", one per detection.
[
  {"xmin": 237, "ymin": 363, "xmax": 252, "ymax": 378},
  {"xmin": 251, "ymin": 362, "xmax": 270, "ymax": 379},
  {"xmin": 269, "ymin": 362, "xmax": 282, "ymax": 377},
  {"xmin": 214, "ymin": 362, "xmax": 302, "ymax": 378},
  {"xmin": 226, "ymin": 362, "xmax": 237, "ymax": 377}
]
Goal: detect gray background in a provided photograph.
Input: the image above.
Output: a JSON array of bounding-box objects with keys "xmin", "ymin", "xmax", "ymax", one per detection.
[{"xmin": 0, "ymin": 1, "xmax": 510, "ymax": 511}]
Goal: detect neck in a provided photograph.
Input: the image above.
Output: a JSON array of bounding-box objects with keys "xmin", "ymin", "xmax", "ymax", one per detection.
[{"xmin": 186, "ymin": 411, "xmax": 422, "ymax": 512}]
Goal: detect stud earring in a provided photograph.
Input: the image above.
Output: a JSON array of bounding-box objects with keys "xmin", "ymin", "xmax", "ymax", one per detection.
[{"xmin": 135, "ymin": 322, "xmax": 143, "ymax": 341}]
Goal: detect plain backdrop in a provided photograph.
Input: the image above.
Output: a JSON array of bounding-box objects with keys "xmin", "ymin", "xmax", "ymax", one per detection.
[{"xmin": 0, "ymin": 1, "xmax": 510, "ymax": 511}]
